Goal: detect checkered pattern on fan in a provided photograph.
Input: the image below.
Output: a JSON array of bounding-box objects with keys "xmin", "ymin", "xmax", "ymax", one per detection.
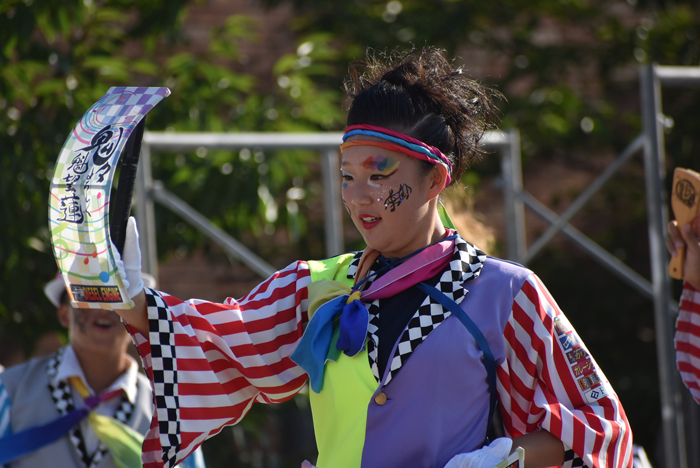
[
  {"xmin": 146, "ymin": 289, "xmax": 182, "ymax": 468},
  {"xmin": 562, "ymin": 449, "xmax": 588, "ymax": 468}
]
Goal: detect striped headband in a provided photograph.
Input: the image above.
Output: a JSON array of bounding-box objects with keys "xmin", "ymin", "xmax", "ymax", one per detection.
[{"xmin": 340, "ymin": 124, "xmax": 452, "ymax": 185}]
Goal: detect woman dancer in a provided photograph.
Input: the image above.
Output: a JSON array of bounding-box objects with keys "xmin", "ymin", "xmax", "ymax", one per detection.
[{"xmin": 115, "ymin": 47, "xmax": 632, "ymax": 468}]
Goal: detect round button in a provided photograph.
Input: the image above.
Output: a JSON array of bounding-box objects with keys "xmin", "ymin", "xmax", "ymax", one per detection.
[{"xmin": 374, "ymin": 392, "xmax": 387, "ymax": 405}]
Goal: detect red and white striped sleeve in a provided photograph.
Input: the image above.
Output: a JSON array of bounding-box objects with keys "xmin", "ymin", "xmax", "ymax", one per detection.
[
  {"xmin": 497, "ymin": 274, "xmax": 633, "ymax": 468},
  {"xmin": 675, "ymin": 283, "xmax": 700, "ymax": 404},
  {"xmin": 124, "ymin": 261, "xmax": 312, "ymax": 468}
]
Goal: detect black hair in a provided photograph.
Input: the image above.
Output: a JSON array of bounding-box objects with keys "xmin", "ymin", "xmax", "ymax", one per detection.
[{"xmin": 344, "ymin": 47, "xmax": 501, "ymax": 187}]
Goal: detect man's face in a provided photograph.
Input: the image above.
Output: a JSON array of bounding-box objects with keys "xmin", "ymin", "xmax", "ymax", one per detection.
[{"xmin": 58, "ymin": 302, "xmax": 131, "ymax": 356}]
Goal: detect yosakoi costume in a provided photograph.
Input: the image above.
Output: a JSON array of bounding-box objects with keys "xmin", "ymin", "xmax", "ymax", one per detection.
[
  {"xmin": 675, "ymin": 283, "xmax": 700, "ymax": 404},
  {"xmin": 124, "ymin": 125, "xmax": 631, "ymax": 468},
  {"xmin": 124, "ymin": 234, "xmax": 631, "ymax": 468}
]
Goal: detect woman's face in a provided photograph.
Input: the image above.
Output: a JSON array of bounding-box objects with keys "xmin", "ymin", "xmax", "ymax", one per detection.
[{"xmin": 340, "ymin": 143, "xmax": 445, "ymax": 258}]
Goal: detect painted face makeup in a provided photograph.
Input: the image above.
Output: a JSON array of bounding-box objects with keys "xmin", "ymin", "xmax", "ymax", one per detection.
[
  {"xmin": 384, "ymin": 183, "xmax": 412, "ymax": 212},
  {"xmin": 362, "ymin": 156, "xmax": 399, "ymax": 187},
  {"xmin": 363, "ymin": 155, "xmax": 400, "ymax": 172}
]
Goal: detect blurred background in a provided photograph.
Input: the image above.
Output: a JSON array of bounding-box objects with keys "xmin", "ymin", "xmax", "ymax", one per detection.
[{"xmin": 2, "ymin": 0, "xmax": 700, "ymax": 466}]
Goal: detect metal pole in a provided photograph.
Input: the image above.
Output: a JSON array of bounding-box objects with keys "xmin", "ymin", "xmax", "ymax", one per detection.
[
  {"xmin": 500, "ymin": 129, "xmax": 526, "ymax": 263},
  {"xmin": 517, "ymin": 190, "xmax": 656, "ymax": 300},
  {"xmin": 134, "ymin": 142, "xmax": 158, "ymax": 281},
  {"xmin": 150, "ymin": 182, "xmax": 276, "ymax": 278},
  {"xmin": 524, "ymin": 135, "xmax": 645, "ymax": 264},
  {"xmin": 640, "ymin": 63, "xmax": 686, "ymax": 468},
  {"xmin": 656, "ymin": 66, "xmax": 700, "ymax": 87},
  {"xmin": 321, "ymin": 148, "xmax": 344, "ymax": 257}
]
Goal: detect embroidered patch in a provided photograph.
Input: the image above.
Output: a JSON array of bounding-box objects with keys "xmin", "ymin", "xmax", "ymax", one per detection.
[
  {"xmin": 565, "ymin": 347, "xmax": 589, "ymax": 364},
  {"xmin": 577, "ymin": 373, "xmax": 601, "ymax": 391},
  {"xmin": 583, "ymin": 384, "xmax": 609, "ymax": 404},
  {"xmin": 553, "ymin": 315, "xmax": 572, "ymax": 336},
  {"xmin": 558, "ymin": 332, "xmax": 579, "ymax": 351},
  {"xmin": 571, "ymin": 358, "xmax": 595, "ymax": 378}
]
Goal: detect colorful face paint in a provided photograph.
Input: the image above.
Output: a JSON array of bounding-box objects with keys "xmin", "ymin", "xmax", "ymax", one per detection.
[
  {"xmin": 384, "ymin": 184, "xmax": 412, "ymax": 212},
  {"xmin": 362, "ymin": 155, "xmax": 400, "ymax": 173}
]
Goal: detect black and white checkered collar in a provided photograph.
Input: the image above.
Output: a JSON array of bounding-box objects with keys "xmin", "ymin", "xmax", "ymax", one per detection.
[
  {"xmin": 347, "ymin": 235, "xmax": 486, "ymax": 286},
  {"xmin": 358, "ymin": 236, "xmax": 487, "ymax": 385},
  {"xmin": 46, "ymin": 346, "xmax": 135, "ymax": 468}
]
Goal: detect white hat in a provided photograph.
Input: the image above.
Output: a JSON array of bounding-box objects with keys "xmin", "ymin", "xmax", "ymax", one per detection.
[{"xmin": 44, "ymin": 273, "xmax": 156, "ymax": 307}]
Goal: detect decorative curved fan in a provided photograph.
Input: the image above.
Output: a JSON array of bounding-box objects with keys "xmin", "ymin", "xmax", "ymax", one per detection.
[{"xmin": 49, "ymin": 87, "xmax": 170, "ymax": 309}]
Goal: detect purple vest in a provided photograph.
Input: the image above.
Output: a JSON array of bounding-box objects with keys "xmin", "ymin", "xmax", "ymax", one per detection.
[{"xmin": 359, "ymin": 257, "xmax": 530, "ymax": 467}]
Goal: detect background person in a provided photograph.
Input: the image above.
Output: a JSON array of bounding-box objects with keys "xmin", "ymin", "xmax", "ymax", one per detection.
[
  {"xmin": 114, "ymin": 47, "xmax": 631, "ymax": 468},
  {"xmin": 667, "ymin": 219, "xmax": 700, "ymax": 404},
  {"xmin": 0, "ymin": 273, "xmax": 206, "ymax": 468}
]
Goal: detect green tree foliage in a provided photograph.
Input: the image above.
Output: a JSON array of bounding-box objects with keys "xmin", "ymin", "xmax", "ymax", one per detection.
[{"xmin": 0, "ymin": 0, "xmax": 346, "ymax": 354}]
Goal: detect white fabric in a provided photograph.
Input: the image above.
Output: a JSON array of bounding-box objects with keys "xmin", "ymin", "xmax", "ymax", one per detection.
[
  {"xmin": 444, "ymin": 438, "xmax": 513, "ymax": 468},
  {"xmin": 52, "ymin": 345, "xmax": 139, "ymax": 454},
  {"xmin": 112, "ymin": 216, "xmax": 145, "ymax": 299}
]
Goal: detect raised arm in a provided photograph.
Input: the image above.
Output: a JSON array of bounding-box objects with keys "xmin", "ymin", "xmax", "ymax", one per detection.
[
  {"xmin": 667, "ymin": 220, "xmax": 700, "ymax": 404},
  {"xmin": 123, "ymin": 261, "xmax": 312, "ymax": 468}
]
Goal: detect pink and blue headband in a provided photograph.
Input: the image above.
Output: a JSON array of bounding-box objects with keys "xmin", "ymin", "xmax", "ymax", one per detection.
[{"xmin": 341, "ymin": 124, "xmax": 452, "ymax": 185}]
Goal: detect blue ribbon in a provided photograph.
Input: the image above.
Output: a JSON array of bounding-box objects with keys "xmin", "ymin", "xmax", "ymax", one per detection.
[
  {"xmin": 0, "ymin": 407, "xmax": 90, "ymax": 464},
  {"xmin": 291, "ymin": 294, "xmax": 369, "ymax": 393}
]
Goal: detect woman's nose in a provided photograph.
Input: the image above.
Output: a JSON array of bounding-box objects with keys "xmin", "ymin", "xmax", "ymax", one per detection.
[{"xmin": 347, "ymin": 183, "xmax": 373, "ymax": 207}]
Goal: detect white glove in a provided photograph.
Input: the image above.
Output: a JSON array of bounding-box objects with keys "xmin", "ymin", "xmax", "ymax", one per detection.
[
  {"xmin": 444, "ymin": 438, "xmax": 513, "ymax": 468},
  {"xmin": 112, "ymin": 216, "xmax": 144, "ymax": 299}
]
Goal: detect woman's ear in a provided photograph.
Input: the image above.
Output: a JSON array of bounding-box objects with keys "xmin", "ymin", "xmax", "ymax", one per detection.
[{"xmin": 428, "ymin": 164, "xmax": 449, "ymax": 198}]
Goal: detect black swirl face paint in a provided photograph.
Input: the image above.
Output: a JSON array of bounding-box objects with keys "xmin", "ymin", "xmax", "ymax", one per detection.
[
  {"xmin": 72, "ymin": 308, "xmax": 90, "ymax": 334},
  {"xmin": 384, "ymin": 184, "xmax": 412, "ymax": 212}
]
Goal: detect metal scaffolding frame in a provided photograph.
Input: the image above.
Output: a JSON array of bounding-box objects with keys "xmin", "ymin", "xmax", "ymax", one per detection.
[
  {"xmin": 498, "ymin": 64, "xmax": 700, "ymax": 468},
  {"xmin": 134, "ymin": 130, "xmax": 519, "ymax": 282}
]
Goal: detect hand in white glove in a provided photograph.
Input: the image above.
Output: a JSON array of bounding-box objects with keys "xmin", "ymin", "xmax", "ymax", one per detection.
[
  {"xmin": 444, "ymin": 438, "xmax": 513, "ymax": 468},
  {"xmin": 111, "ymin": 216, "xmax": 145, "ymax": 299}
]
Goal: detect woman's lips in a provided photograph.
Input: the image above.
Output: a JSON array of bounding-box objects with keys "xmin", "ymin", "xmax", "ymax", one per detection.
[{"xmin": 359, "ymin": 214, "xmax": 381, "ymax": 230}]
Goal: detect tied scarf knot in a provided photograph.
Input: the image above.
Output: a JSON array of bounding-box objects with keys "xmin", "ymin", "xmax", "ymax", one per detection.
[
  {"xmin": 84, "ymin": 395, "xmax": 102, "ymax": 410},
  {"xmin": 337, "ymin": 293, "xmax": 369, "ymax": 357},
  {"xmin": 290, "ymin": 283, "xmax": 370, "ymax": 393},
  {"xmin": 291, "ymin": 233, "xmax": 461, "ymax": 393}
]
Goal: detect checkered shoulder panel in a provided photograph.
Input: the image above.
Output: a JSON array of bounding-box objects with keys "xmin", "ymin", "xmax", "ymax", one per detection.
[{"xmin": 145, "ymin": 288, "xmax": 181, "ymax": 468}]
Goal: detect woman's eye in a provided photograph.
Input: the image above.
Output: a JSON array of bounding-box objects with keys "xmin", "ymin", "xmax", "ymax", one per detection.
[
  {"xmin": 369, "ymin": 174, "xmax": 387, "ymax": 181},
  {"xmin": 342, "ymin": 174, "xmax": 353, "ymax": 182}
]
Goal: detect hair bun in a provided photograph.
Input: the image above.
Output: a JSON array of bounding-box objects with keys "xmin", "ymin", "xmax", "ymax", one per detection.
[{"xmin": 345, "ymin": 47, "xmax": 502, "ymax": 186}]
